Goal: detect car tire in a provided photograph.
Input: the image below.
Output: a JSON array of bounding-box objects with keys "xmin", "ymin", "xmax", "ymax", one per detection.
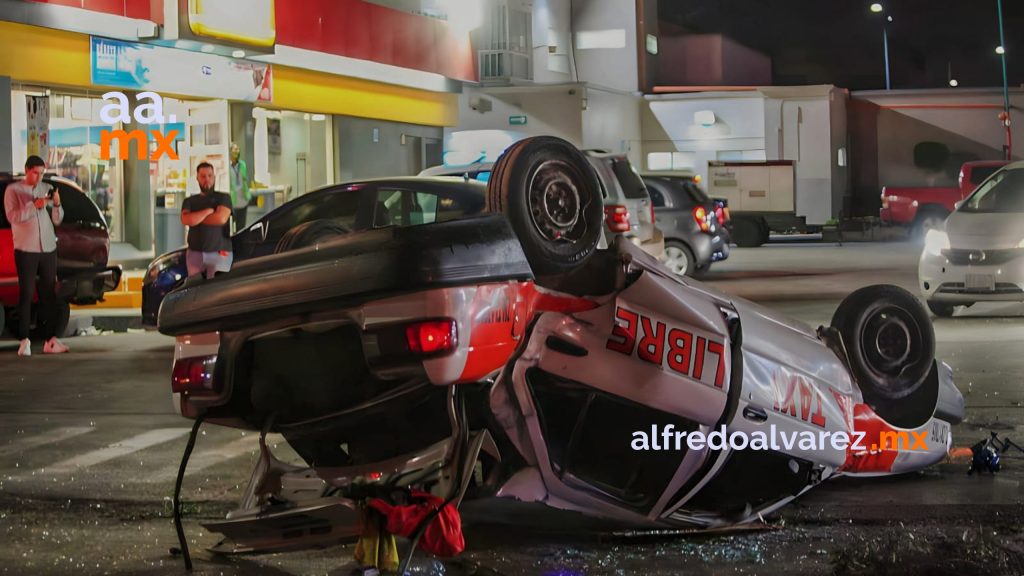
[
  {"xmin": 486, "ymin": 136, "xmax": 603, "ymax": 276},
  {"xmin": 911, "ymin": 209, "xmax": 948, "ymax": 240},
  {"xmin": 28, "ymin": 300, "xmax": 70, "ymax": 341},
  {"xmin": 831, "ymin": 284, "xmax": 935, "ymax": 401},
  {"xmin": 926, "ymin": 300, "xmax": 957, "ymax": 318},
  {"xmin": 732, "ymin": 217, "xmax": 764, "ymax": 248},
  {"xmin": 274, "ymin": 219, "xmax": 351, "ymax": 254},
  {"xmin": 758, "ymin": 219, "xmax": 771, "ymax": 244},
  {"xmin": 663, "ymin": 240, "xmax": 696, "ymax": 277}
]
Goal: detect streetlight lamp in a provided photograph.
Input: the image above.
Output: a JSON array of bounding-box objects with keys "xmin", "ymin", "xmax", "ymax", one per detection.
[
  {"xmin": 996, "ymin": 0, "xmax": 1011, "ymax": 159},
  {"xmin": 870, "ymin": 4, "xmax": 892, "ymax": 90}
]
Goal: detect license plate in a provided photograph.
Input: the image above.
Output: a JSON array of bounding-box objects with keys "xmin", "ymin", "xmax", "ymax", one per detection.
[{"xmin": 966, "ymin": 274, "xmax": 995, "ymax": 291}]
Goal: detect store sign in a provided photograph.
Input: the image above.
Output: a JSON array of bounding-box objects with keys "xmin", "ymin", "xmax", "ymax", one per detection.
[
  {"xmin": 90, "ymin": 37, "xmax": 272, "ymax": 102},
  {"xmin": 186, "ymin": 0, "xmax": 276, "ymax": 47}
]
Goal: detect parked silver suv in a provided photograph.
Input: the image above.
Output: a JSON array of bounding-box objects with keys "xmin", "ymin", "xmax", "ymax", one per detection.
[
  {"xmin": 420, "ymin": 151, "xmax": 665, "ymax": 260},
  {"xmin": 583, "ymin": 150, "xmax": 664, "ymax": 259}
]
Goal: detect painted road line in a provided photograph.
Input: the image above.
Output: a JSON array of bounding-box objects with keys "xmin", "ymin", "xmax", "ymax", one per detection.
[
  {"xmin": 151, "ymin": 433, "xmax": 285, "ymax": 481},
  {"xmin": 0, "ymin": 426, "xmax": 96, "ymax": 457},
  {"xmin": 32, "ymin": 428, "xmax": 191, "ymax": 475}
]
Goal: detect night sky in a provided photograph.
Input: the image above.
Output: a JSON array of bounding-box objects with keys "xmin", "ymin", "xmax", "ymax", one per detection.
[{"xmin": 658, "ymin": 0, "xmax": 1024, "ymax": 91}]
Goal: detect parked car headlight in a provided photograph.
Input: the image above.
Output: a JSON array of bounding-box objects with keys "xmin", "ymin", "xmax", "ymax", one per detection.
[
  {"xmin": 145, "ymin": 252, "xmax": 184, "ymax": 285},
  {"xmin": 924, "ymin": 229, "xmax": 950, "ymax": 256}
]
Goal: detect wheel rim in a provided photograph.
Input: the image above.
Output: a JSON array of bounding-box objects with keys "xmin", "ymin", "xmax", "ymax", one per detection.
[
  {"xmin": 527, "ymin": 159, "xmax": 584, "ymax": 242},
  {"xmin": 861, "ymin": 306, "xmax": 923, "ymax": 378},
  {"xmin": 664, "ymin": 245, "xmax": 690, "ymax": 275}
]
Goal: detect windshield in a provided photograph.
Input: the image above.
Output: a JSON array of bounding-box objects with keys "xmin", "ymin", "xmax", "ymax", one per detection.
[{"xmin": 960, "ymin": 168, "xmax": 1024, "ymax": 213}]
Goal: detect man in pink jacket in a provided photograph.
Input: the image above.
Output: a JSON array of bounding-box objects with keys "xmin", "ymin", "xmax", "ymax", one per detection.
[{"xmin": 3, "ymin": 155, "xmax": 69, "ymax": 357}]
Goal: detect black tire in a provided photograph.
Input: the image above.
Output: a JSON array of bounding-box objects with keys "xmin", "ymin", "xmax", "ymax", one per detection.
[
  {"xmin": 663, "ymin": 240, "xmax": 696, "ymax": 277},
  {"xmin": 927, "ymin": 300, "xmax": 956, "ymax": 318},
  {"xmin": 831, "ymin": 285, "xmax": 935, "ymax": 401},
  {"xmin": 274, "ymin": 219, "xmax": 350, "ymax": 254},
  {"xmin": 911, "ymin": 209, "xmax": 948, "ymax": 240},
  {"xmin": 758, "ymin": 218, "xmax": 771, "ymax": 244},
  {"xmin": 732, "ymin": 217, "xmax": 764, "ymax": 247},
  {"xmin": 28, "ymin": 299, "xmax": 70, "ymax": 341},
  {"xmin": 486, "ymin": 136, "xmax": 603, "ymax": 276}
]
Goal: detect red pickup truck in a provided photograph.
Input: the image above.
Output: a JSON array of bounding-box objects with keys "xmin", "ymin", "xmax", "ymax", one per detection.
[{"xmin": 880, "ymin": 160, "xmax": 1008, "ymax": 237}]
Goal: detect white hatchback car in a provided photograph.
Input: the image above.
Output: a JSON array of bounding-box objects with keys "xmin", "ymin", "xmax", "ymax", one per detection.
[{"xmin": 919, "ymin": 161, "xmax": 1024, "ymax": 316}]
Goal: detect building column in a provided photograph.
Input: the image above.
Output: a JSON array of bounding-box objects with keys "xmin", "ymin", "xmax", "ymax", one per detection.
[
  {"xmin": 121, "ymin": 93, "xmax": 154, "ymax": 253},
  {"xmin": 0, "ymin": 76, "xmax": 12, "ymax": 173}
]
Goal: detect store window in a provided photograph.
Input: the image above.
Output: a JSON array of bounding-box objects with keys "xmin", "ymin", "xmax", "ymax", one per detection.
[
  {"xmin": 11, "ymin": 89, "xmax": 124, "ymax": 240},
  {"xmin": 253, "ymin": 108, "xmax": 335, "ymax": 204},
  {"xmin": 151, "ymin": 98, "xmax": 223, "ymax": 202}
]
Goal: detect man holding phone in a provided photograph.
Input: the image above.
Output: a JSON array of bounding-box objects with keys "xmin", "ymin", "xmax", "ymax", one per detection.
[{"xmin": 2, "ymin": 155, "xmax": 68, "ymax": 356}]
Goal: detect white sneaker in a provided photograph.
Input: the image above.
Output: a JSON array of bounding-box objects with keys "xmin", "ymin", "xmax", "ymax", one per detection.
[
  {"xmin": 17, "ymin": 339, "xmax": 31, "ymax": 357},
  {"xmin": 43, "ymin": 337, "xmax": 69, "ymax": 354}
]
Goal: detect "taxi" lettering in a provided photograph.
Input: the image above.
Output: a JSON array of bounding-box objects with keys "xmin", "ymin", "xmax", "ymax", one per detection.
[
  {"xmin": 772, "ymin": 374, "xmax": 827, "ymax": 428},
  {"xmin": 606, "ymin": 306, "xmax": 725, "ymax": 388}
]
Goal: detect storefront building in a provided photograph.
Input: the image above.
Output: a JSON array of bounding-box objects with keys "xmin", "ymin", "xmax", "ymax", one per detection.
[{"xmin": 0, "ymin": 0, "xmax": 474, "ymax": 257}]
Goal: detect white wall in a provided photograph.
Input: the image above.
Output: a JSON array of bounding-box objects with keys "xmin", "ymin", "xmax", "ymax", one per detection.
[
  {"xmin": 829, "ymin": 87, "xmax": 849, "ymax": 218},
  {"xmin": 782, "ymin": 98, "xmax": 832, "ymax": 225},
  {"xmin": 570, "ymin": 0, "xmax": 638, "ymax": 92},
  {"xmin": 642, "ymin": 93, "xmax": 767, "ymax": 184},
  {"xmin": 643, "ymin": 88, "xmax": 844, "ymax": 224},
  {"xmin": 582, "ymin": 87, "xmax": 641, "ymax": 166},
  {"xmin": 852, "ymin": 88, "xmax": 1024, "ymax": 189},
  {"xmin": 530, "ymin": 0, "xmax": 574, "ymax": 84},
  {"xmin": 445, "ymin": 86, "xmax": 584, "ymax": 162}
]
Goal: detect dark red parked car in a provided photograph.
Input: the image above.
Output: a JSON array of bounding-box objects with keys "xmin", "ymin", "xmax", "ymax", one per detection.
[{"xmin": 1, "ymin": 174, "xmax": 121, "ymax": 339}]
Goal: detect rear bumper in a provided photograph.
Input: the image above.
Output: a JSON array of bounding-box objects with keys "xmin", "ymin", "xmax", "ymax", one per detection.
[
  {"xmin": 158, "ymin": 215, "xmax": 533, "ymax": 336},
  {"xmin": 880, "ymin": 204, "xmax": 916, "ymax": 225},
  {"xmin": 710, "ymin": 229, "xmax": 730, "ymax": 262},
  {"xmin": 631, "ymin": 227, "xmax": 664, "ymax": 260},
  {"xmin": 58, "ymin": 265, "xmax": 122, "ymax": 304}
]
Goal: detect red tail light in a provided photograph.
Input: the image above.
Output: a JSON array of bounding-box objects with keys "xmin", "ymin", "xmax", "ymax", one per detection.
[
  {"xmin": 693, "ymin": 206, "xmax": 710, "ymax": 232},
  {"xmin": 714, "ymin": 206, "xmax": 725, "ymax": 225},
  {"xmin": 604, "ymin": 205, "xmax": 631, "ymax": 233},
  {"xmin": 649, "ymin": 203, "xmax": 656, "ymax": 225},
  {"xmin": 172, "ymin": 355, "xmax": 219, "ymax": 396},
  {"xmin": 406, "ymin": 320, "xmax": 458, "ymax": 357}
]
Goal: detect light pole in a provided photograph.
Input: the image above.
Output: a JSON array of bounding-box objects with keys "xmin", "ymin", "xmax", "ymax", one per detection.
[
  {"xmin": 996, "ymin": 0, "xmax": 1012, "ymax": 159},
  {"xmin": 870, "ymin": 3, "xmax": 892, "ymax": 90}
]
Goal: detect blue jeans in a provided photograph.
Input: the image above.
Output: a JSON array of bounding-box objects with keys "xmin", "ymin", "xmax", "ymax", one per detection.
[{"xmin": 185, "ymin": 250, "xmax": 233, "ymax": 279}]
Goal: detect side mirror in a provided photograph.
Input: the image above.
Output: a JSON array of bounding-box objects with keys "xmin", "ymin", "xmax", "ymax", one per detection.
[{"xmin": 954, "ymin": 200, "xmax": 964, "ymax": 210}]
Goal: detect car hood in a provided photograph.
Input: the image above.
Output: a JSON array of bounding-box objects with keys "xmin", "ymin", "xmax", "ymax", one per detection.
[{"xmin": 945, "ymin": 211, "xmax": 1024, "ymax": 249}]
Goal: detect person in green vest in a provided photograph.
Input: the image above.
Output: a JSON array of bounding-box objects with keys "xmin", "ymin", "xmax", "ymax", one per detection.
[{"xmin": 229, "ymin": 142, "xmax": 252, "ymax": 230}]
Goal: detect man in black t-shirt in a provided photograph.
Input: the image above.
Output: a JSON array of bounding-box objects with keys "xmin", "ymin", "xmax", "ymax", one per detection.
[{"xmin": 181, "ymin": 162, "xmax": 233, "ymax": 279}]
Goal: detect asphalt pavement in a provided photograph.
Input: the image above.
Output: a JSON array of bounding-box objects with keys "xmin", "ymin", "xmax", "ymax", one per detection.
[{"xmin": 2, "ymin": 241, "xmax": 1023, "ymax": 575}]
